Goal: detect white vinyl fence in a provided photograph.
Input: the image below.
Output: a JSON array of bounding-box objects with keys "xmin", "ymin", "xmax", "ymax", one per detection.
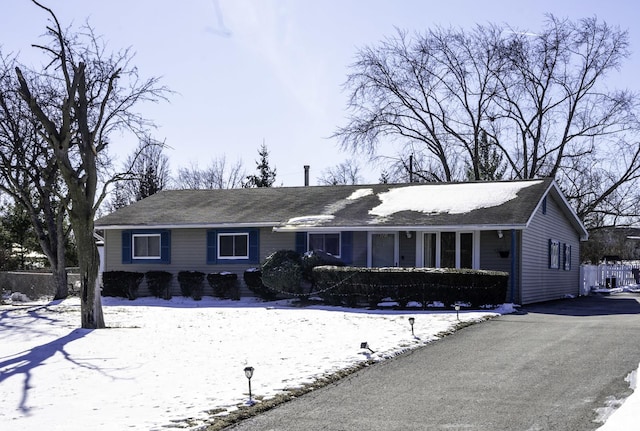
[{"xmin": 580, "ymin": 263, "xmax": 639, "ymax": 295}]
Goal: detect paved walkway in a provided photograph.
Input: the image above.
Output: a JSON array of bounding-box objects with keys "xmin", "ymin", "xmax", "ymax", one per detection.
[{"xmin": 227, "ymin": 293, "xmax": 640, "ymax": 430}]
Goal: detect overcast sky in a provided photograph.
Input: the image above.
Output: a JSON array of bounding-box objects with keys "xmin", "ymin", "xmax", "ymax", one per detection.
[{"xmin": 3, "ymin": 0, "xmax": 639, "ymax": 186}]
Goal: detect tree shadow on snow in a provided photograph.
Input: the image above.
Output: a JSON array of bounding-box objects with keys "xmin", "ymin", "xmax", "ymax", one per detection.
[
  {"xmin": 0, "ymin": 328, "xmax": 92, "ymax": 415},
  {"xmin": 0, "ymin": 303, "xmax": 69, "ymax": 340}
]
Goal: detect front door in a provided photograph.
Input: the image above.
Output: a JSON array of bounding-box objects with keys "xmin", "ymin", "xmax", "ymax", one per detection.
[{"xmin": 371, "ymin": 233, "xmax": 397, "ymax": 267}]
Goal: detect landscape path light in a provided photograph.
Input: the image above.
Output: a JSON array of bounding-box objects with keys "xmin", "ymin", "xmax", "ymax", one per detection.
[
  {"xmin": 244, "ymin": 366, "xmax": 254, "ymax": 405},
  {"xmin": 360, "ymin": 342, "xmax": 375, "ymax": 354},
  {"xmin": 408, "ymin": 317, "xmax": 415, "ymax": 336},
  {"xmin": 454, "ymin": 304, "xmax": 461, "ymax": 321}
]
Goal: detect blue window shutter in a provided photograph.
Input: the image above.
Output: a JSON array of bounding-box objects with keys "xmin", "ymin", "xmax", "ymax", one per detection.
[
  {"xmin": 295, "ymin": 232, "xmax": 307, "ymax": 254},
  {"xmin": 341, "ymin": 231, "xmax": 353, "ymax": 264},
  {"xmin": 249, "ymin": 229, "xmax": 259, "ymax": 264},
  {"xmin": 122, "ymin": 231, "xmax": 132, "ymax": 264},
  {"xmin": 160, "ymin": 230, "xmax": 171, "ymax": 263},
  {"xmin": 206, "ymin": 230, "xmax": 217, "ymax": 264}
]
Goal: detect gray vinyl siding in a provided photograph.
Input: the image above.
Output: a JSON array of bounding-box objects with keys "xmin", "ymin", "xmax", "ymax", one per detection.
[
  {"xmin": 103, "ymin": 227, "xmax": 296, "ymax": 297},
  {"xmin": 520, "ymin": 196, "xmax": 580, "ymax": 304},
  {"xmin": 479, "ymin": 230, "xmax": 514, "ymax": 272}
]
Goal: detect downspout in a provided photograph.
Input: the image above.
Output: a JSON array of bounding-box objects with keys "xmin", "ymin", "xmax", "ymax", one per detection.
[{"xmin": 510, "ymin": 229, "xmax": 516, "ymax": 303}]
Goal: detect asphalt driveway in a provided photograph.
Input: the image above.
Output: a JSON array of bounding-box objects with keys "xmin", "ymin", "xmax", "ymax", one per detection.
[{"xmin": 227, "ymin": 293, "xmax": 640, "ymax": 430}]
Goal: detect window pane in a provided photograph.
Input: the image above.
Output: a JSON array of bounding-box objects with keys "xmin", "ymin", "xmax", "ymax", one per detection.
[
  {"xmin": 460, "ymin": 233, "xmax": 473, "ymax": 269},
  {"xmin": 309, "ymin": 234, "xmax": 324, "ymax": 252},
  {"xmin": 133, "ymin": 235, "xmax": 161, "ymax": 258},
  {"xmin": 441, "ymin": 232, "xmax": 456, "ymax": 268},
  {"xmin": 309, "ymin": 233, "xmax": 340, "ymax": 256},
  {"xmin": 147, "ymin": 236, "xmax": 160, "ymax": 257},
  {"xmin": 234, "ymin": 235, "xmax": 248, "ymax": 257},
  {"xmin": 133, "ymin": 236, "xmax": 147, "ymax": 257},
  {"xmin": 219, "ymin": 236, "xmax": 234, "ymax": 256},
  {"xmin": 424, "ymin": 233, "xmax": 436, "ymax": 267},
  {"xmin": 324, "ymin": 234, "xmax": 340, "ymax": 256}
]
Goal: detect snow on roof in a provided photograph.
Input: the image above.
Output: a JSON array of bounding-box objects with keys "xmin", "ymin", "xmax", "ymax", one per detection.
[
  {"xmin": 347, "ymin": 188, "xmax": 374, "ymax": 200},
  {"xmin": 285, "ymin": 215, "xmax": 335, "ymax": 226},
  {"xmin": 369, "ymin": 180, "xmax": 543, "ymax": 217}
]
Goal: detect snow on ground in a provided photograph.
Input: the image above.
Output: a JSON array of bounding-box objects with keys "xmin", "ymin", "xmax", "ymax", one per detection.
[{"xmin": 0, "ymin": 295, "xmax": 637, "ymax": 430}]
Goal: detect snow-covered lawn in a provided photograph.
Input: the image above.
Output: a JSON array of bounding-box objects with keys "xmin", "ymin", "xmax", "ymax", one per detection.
[{"xmin": 0, "ymin": 295, "xmax": 637, "ymax": 430}]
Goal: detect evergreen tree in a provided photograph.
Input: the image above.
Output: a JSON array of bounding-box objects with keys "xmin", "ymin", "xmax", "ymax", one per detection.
[
  {"xmin": 244, "ymin": 143, "xmax": 277, "ymax": 188},
  {"xmin": 466, "ymin": 130, "xmax": 506, "ymax": 181}
]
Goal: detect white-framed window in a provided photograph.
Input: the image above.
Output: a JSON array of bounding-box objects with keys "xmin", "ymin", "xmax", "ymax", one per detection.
[
  {"xmin": 419, "ymin": 231, "xmax": 478, "ymax": 269},
  {"xmin": 133, "ymin": 234, "xmax": 161, "ymax": 259},
  {"xmin": 218, "ymin": 233, "xmax": 249, "ymax": 260},
  {"xmin": 549, "ymin": 239, "xmax": 560, "ymax": 269},
  {"xmin": 308, "ymin": 233, "xmax": 341, "ymax": 257},
  {"xmin": 563, "ymin": 244, "xmax": 571, "ymax": 271}
]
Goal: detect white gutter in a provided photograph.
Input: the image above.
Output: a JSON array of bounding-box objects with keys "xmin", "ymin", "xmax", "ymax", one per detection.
[
  {"xmin": 97, "ymin": 222, "xmax": 280, "ymax": 230},
  {"xmin": 272, "ymin": 224, "xmax": 527, "ymax": 232}
]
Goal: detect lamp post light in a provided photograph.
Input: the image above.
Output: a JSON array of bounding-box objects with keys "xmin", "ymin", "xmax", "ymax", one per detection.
[
  {"xmin": 454, "ymin": 304, "xmax": 460, "ymax": 321},
  {"xmin": 244, "ymin": 366, "xmax": 254, "ymax": 404},
  {"xmin": 408, "ymin": 317, "xmax": 415, "ymax": 336},
  {"xmin": 360, "ymin": 342, "xmax": 375, "ymax": 354}
]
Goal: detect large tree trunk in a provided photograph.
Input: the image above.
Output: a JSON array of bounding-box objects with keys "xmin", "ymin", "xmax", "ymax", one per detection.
[{"xmin": 71, "ymin": 210, "xmax": 104, "ymax": 329}]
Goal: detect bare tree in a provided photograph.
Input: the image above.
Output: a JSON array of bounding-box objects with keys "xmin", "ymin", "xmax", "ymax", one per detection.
[
  {"xmin": 10, "ymin": 1, "xmax": 167, "ymax": 328},
  {"xmin": 317, "ymin": 158, "xmax": 363, "ymax": 185},
  {"xmin": 0, "ymin": 56, "xmax": 70, "ymax": 298},
  {"xmin": 124, "ymin": 139, "xmax": 171, "ymax": 202},
  {"xmin": 335, "ymin": 16, "xmax": 640, "ymax": 227},
  {"xmin": 175, "ymin": 156, "xmax": 245, "ymax": 189}
]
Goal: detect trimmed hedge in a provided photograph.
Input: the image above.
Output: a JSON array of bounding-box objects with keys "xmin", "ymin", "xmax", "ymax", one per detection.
[
  {"xmin": 177, "ymin": 271, "xmax": 205, "ymax": 300},
  {"xmin": 207, "ymin": 272, "xmax": 239, "ymax": 299},
  {"xmin": 313, "ymin": 266, "xmax": 508, "ymax": 307},
  {"xmin": 145, "ymin": 271, "xmax": 173, "ymax": 300},
  {"xmin": 243, "ymin": 268, "xmax": 278, "ymax": 301},
  {"xmin": 102, "ymin": 271, "xmax": 144, "ymax": 300},
  {"xmin": 261, "ymin": 250, "xmax": 303, "ymax": 295}
]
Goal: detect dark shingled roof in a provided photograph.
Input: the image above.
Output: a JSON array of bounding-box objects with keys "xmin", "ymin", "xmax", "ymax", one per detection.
[{"xmin": 95, "ymin": 178, "xmax": 582, "ymax": 234}]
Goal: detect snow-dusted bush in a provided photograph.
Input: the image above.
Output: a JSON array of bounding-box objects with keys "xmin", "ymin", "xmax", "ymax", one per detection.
[
  {"xmin": 243, "ymin": 268, "xmax": 277, "ymax": 301},
  {"xmin": 177, "ymin": 271, "xmax": 205, "ymax": 300},
  {"xmin": 301, "ymin": 250, "xmax": 345, "ymax": 284},
  {"xmin": 261, "ymin": 250, "xmax": 303, "ymax": 295},
  {"xmin": 145, "ymin": 271, "xmax": 173, "ymax": 300},
  {"xmin": 313, "ymin": 266, "xmax": 508, "ymax": 308},
  {"xmin": 102, "ymin": 271, "xmax": 144, "ymax": 300},
  {"xmin": 10, "ymin": 292, "xmax": 30, "ymax": 302},
  {"xmin": 207, "ymin": 272, "xmax": 238, "ymax": 299}
]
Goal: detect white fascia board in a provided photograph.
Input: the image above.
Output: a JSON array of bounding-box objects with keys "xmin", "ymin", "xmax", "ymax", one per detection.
[
  {"xmin": 273, "ymin": 224, "xmax": 527, "ymax": 232},
  {"xmin": 526, "ymin": 180, "xmax": 589, "ymax": 241},
  {"xmin": 97, "ymin": 222, "xmax": 279, "ymax": 230}
]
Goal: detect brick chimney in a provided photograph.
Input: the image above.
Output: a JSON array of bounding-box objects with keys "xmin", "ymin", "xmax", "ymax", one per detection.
[{"xmin": 304, "ymin": 165, "xmax": 310, "ymax": 186}]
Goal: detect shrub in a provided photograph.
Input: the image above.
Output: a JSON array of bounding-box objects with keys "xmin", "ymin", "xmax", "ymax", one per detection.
[
  {"xmin": 301, "ymin": 250, "xmax": 345, "ymax": 284},
  {"xmin": 261, "ymin": 250, "xmax": 302, "ymax": 295},
  {"xmin": 177, "ymin": 271, "xmax": 205, "ymax": 300},
  {"xmin": 243, "ymin": 268, "xmax": 278, "ymax": 301},
  {"xmin": 102, "ymin": 271, "xmax": 144, "ymax": 300},
  {"xmin": 313, "ymin": 266, "xmax": 508, "ymax": 308},
  {"xmin": 207, "ymin": 272, "xmax": 239, "ymax": 299},
  {"xmin": 145, "ymin": 271, "xmax": 173, "ymax": 300}
]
